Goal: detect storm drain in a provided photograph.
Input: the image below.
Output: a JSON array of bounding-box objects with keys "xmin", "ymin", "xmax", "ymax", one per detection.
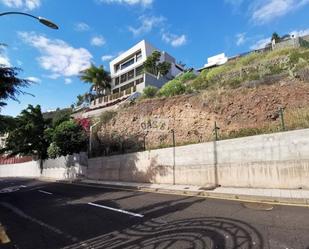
[{"xmin": 242, "ymin": 202, "xmax": 274, "ymax": 211}]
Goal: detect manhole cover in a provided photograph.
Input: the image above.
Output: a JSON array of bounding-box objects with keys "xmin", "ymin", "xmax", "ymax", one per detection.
[{"xmin": 242, "ymin": 202, "xmax": 274, "ymax": 211}]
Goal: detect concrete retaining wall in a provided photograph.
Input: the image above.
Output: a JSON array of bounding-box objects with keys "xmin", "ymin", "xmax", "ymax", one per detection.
[
  {"xmin": 88, "ymin": 129, "xmax": 309, "ymax": 189},
  {"xmin": 0, "ymin": 153, "xmax": 87, "ymax": 180}
]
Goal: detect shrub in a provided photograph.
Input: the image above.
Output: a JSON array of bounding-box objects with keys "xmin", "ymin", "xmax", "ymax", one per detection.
[
  {"xmin": 142, "ymin": 85, "xmax": 159, "ymax": 98},
  {"xmin": 47, "ymin": 142, "xmax": 61, "ymax": 159},
  {"xmin": 177, "ymin": 71, "xmax": 197, "ymax": 82},
  {"xmin": 158, "ymin": 79, "xmax": 187, "ymax": 97},
  {"xmin": 100, "ymin": 110, "xmax": 117, "ymax": 125}
]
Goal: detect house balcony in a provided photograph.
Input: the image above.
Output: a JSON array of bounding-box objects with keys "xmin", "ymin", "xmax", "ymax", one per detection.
[{"xmin": 90, "ymin": 85, "xmax": 138, "ymax": 110}]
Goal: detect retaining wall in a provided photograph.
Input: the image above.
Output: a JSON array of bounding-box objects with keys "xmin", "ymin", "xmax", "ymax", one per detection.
[
  {"xmin": 0, "ymin": 153, "xmax": 87, "ymax": 180},
  {"xmin": 88, "ymin": 129, "xmax": 309, "ymax": 189}
]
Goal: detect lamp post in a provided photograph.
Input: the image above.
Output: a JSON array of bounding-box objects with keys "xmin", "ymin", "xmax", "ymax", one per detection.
[{"xmin": 0, "ymin": 12, "xmax": 59, "ymax": 29}]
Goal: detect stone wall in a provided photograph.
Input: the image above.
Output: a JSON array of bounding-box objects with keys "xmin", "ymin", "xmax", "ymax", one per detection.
[{"xmin": 88, "ymin": 129, "xmax": 309, "ymax": 189}]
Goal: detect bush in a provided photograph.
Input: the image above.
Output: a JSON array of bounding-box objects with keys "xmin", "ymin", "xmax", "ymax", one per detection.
[
  {"xmin": 52, "ymin": 120, "xmax": 87, "ymax": 157},
  {"xmin": 158, "ymin": 79, "xmax": 187, "ymax": 97},
  {"xmin": 142, "ymin": 85, "xmax": 159, "ymax": 98},
  {"xmin": 100, "ymin": 111, "xmax": 117, "ymax": 125},
  {"xmin": 47, "ymin": 142, "xmax": 61, "ymax": 159},
  {"xmin": 177, "ymin": 71, "xmax": 197, "ymax": 82}
]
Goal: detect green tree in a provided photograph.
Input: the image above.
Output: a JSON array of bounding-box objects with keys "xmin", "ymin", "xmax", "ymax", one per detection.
[
  {"xmin": 2, "ymin": 105, "xmax": 50, "ymax": 169},
  {"xmin": 271, "ymin": 32, "xmax": 281, "ymax": 43},
  {"xmin": 0, "ymin": 115, "xmax": 16, "ymax": 133},
  {"xmin": 143, "ymin": 51, "xmax": 171, "ymax": 78},
  {"xmin": 79, "ymin": 64, "xmax": 111, "ymax": 96},
  {"xmin": 0, "ymin": 66, "xmax": 32, "ymax": 108},
  {"xmin": 48, "ymin": 120, "xmax": 87, "ymax": 158}
]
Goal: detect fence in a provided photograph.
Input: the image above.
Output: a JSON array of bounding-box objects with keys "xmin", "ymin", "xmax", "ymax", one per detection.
[
  {"xmin": 89, "ymin": 105, "xmax": 309, "ymax": 158},
  {"xmin": 0, "ymin": 156, "xmax": 33, "ymax": 165}
]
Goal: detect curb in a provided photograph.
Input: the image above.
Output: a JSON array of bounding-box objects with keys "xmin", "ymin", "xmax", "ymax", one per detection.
[{"xmin": 56, "ymin": 180, "xmax": 309, "ymax": 207}]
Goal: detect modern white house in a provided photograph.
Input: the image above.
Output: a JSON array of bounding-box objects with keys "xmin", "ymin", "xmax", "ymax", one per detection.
[
  {"xmin": 197, "ymin": 53, "xmax": 228, "ymax": 72},
  {"xmin": 89, "ymin": 40, "xmax": 184, "ymax": 110}
]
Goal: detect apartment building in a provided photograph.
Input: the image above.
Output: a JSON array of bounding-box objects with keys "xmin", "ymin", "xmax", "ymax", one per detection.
[{"xmin": 90, "ymin": 40, "xmax": 184, "ymax": 109}]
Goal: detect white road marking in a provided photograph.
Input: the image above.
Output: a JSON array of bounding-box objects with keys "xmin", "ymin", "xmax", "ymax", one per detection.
[
  {"xmin": 0, "ymin": 202, "xmax": 77, "ymax": 242},
  {"xmin": 88, "ymin": 202, "xmax": 144, "ymax": 218},
  {"xmin": 38, "ymin": 190, "xmax": 53, "ymax": 195}
]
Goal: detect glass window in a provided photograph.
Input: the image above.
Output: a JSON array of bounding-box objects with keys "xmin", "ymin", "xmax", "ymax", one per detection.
[
  {"xmin": 128, "ymin": 70, "xmax": 134, "ymax": 80},
  {"xmin": 121, "ymin": 57, "xmax": 135, "ymax": 70},
  {"xmin": 136, "ymin": 51, "xmax": 142, "ymax": 61},
  {"xmin": 112, "ymin": 88, "xmax": 119, "ymax": 94},
  {"xmin": 135, "ymin": 77, "xmax": 144, "ymax": 85},
  {"xmin": 115, "ymin": 77, "xmax": 119, "ymax": 86},
  {"xmin": 135, "ymin": 66, "xmax": 144, "ymax": 76},
  {"xmin": 120, "ymin": 74, "xmax": 127, "ymax": 83},
  {"xmin": 120, "ymin": 82, "xmax": 134, "ymax": 91}
]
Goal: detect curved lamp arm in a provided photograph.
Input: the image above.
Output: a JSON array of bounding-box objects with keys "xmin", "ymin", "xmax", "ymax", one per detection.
[{"xmin": 0, "ymin": 11, "xmax": 59, "ymax": 29}]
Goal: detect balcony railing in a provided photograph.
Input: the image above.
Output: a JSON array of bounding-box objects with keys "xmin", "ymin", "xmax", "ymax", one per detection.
[{"xmin": 90, "ymin": 85, "xmax": 137, "ymax": 108}]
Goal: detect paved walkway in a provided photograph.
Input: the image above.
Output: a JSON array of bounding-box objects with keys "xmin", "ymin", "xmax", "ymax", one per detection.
[{"xmin": 79, "ymin": 179, "xmax": 309, "ymax": 205}]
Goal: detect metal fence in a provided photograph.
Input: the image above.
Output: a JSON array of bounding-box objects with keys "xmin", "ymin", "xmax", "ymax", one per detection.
[{"xmin": 89, "ymin": 106, "xmax": 309, "ymax": 158}]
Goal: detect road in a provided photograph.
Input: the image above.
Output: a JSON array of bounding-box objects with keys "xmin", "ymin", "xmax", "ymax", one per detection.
[{"xmin": 0, "ymin": 178, "xmax": 308, "ymax": 249}]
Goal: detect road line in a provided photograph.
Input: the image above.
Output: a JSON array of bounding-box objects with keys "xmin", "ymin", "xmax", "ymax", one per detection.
[
  {"xmin": 38, "ymin": 190, "xmax": 53, "ymax": 195},
  {"xmin": 88, "ymin": 202, "xmax": 144, "ymax": 218},
  {"xmin": 0, "ymin": 224, "xmax": 10, "ymax": 244},
  {"xmin": 0, "ymin": 202, "xmax": 77, "ymax": 242}
]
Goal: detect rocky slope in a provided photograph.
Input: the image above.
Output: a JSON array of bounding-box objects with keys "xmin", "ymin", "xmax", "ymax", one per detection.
[{"xmin": 95, "ymin": 79, "xmax": 309, "ymax": 152}]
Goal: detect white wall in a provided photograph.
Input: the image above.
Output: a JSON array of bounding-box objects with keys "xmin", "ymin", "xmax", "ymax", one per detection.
[
  {"xmin": 0, "ymin": 153, "xmax": 87, "ymax": 180},
  {"xmin": 88, "ymin": 129, "xmax": 309, "ymax": 189}
]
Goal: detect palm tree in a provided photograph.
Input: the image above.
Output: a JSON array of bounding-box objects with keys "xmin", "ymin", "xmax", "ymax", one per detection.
[{"xmin": 79, "ymin": 64, "xmax": 111, "ymax": 97}]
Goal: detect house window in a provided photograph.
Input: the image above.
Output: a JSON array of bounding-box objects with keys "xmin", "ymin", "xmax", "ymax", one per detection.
[
  {"xmin": 113, "ymin": 88, "xmax": 120, "ymax": 94},
  {"xmin": 120, "ymin": 82, "xmax": 134, "ymax": 92},
  {"xmin": 120, "ymin": 74, "xmax": 127, "ymax": 83},
  {"xmin": 135, "ymin": 77, "xmax": 144, "ymax": 85},
  {"xmin": 115, "ymin": 77, "xmax": 119, "ymax": 86},
  {"xmin": 121, "ymin": 57, "xmax": 135, "ymax": 70},
  {"xmin": 128, "ymin": 70, "xmax": 134, "ymax": 80},
  {"xmin": 135, "ymin": 65, "xmax": 144, "ymax": 76},
  {"xmin": 136, "ymin": 51, "xmax": 142, "ymax": 61}
]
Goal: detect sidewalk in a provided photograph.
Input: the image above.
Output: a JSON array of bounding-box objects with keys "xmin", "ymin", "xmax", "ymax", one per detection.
[{"xmin": 68, "ymin": 179, "xmax": 309, "ymax": 206}]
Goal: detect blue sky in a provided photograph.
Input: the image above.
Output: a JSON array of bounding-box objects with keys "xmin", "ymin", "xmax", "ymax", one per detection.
[{"xmin": 1, "ymin": 0, "xmax": 308, "ymax": 116}]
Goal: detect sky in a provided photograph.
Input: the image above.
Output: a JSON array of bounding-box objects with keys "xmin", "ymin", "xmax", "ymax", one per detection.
[{"xmin": 0, "ymin": 0, "xmax": 308, "ymax": 116}]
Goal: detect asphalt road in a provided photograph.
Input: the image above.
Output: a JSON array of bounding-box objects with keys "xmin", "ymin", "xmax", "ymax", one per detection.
[{"xmin": 0, "ymin": 178, "xmax": 308, "ymax": 249}]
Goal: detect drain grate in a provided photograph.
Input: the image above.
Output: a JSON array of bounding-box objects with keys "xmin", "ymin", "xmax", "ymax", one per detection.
[{"xmin": 242, "ymin": 202, "xmax": 274, "ymax": 211}]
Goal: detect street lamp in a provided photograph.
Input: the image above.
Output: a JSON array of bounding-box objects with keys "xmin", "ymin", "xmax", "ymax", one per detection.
[{"xmin": 0, "ymin": 12, "xmax": 59, "ymax": 29}]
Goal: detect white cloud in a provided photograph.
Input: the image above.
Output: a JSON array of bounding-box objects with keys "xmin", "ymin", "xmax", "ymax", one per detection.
[
  {"xmin": 64, "ymin": 78, "xmax": 72, "ymax": 84},
  {"xmin": 99, "ymin": 0, "xmax": 153, "ymax": 7},
  {"xmin": 26, "ymin": 76, "xmax": 41, "ymax": 83},
  {"xmin": 90, "ymin": 35, "xmax": 106, "ymax": 46},
  {"xmin": 162, "ymin": 32, "xmax": 187, "ymax": 47},
  {"xmin": 74, "ymin": 22, "xmax": 90, "ymax": 32},
  {"xmin": 251, "ymin": 0, "xmax": 309, "ymax": 24},
  {"xmin": 0, "ymin": 0, "xmax": 41, "ymax": 10},
  {"xmin": 236, "ymin": 33, "xmax": 246, "ymax": 46},
  {"xmin": 19, "ymin": 32, "xmax": 93, "ymax": 77},
  {"xmin": 129, "ymin": 15, "xmax": 165, "ymax": 36},
  {"xmin": 101, "ymin": 55, "xmax": 115, "ymax": 62},
  {"xmin": 0, "ymin": 45, "xmax": 11, "ymax": 66},
  {"xmin": 290, "ymin": 29, "xmax": 309, "ymax": 37},
  {"xmin": 250, "ymin": 37, "xmax": 270, "ymax": 50},
  {"xmin": 0, "ymin": 54, "xmax": 10, "ymax": 66}
]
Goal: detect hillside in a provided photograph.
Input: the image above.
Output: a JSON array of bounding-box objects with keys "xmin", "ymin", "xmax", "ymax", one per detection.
[{"xmin": 91, "ymin": 47, "xmax": 309, "ymax": 156}]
